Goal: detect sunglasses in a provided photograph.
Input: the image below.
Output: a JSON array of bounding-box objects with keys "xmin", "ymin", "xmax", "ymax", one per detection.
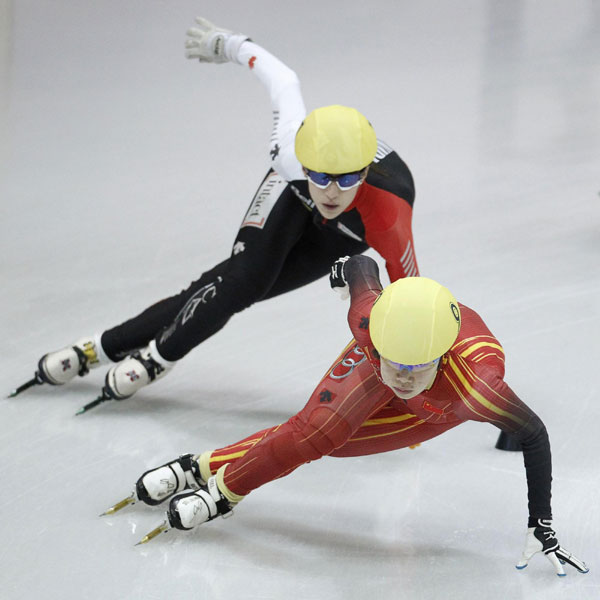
[
  {"xmin": 384, "ymin": 357, "xmax": 441, "ymax": 372},
  {"xmin": 305, "ymin": 168, "xmax": 366, "ymax": 191}
]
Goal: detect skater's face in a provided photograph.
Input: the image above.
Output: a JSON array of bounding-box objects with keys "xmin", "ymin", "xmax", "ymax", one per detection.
[
  {"xmin": 379, "ymin": 357, "xmax": 440, "ymax": 400},
  {"xmin": 305, "ymin": 167, "xmax": 368, "ymax": 219}
]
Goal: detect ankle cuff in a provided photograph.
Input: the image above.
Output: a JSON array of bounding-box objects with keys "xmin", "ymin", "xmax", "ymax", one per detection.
[
  {"xmin": 75, "ymin": 333, "xmax": 111, "ymax": 367},
  {"xmin": 148, "ymin": 339, "xmax": 176, "ymax": 369},
  {"xmin": 198, "ymin": 451, "xmax": 214, "ymax": 483},
  {"xmin": 216, "ymin": 465, "xmax": 245, "ymax": 505},
  {"xmin": 93, "ymin": 332, "xmax": 111, "ymax": 364}
]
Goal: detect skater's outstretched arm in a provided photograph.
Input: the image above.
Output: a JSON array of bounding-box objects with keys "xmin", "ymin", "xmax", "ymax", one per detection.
[{"xmin": 185, "ymin": 17, "xmax": 306, "ymax": 181}]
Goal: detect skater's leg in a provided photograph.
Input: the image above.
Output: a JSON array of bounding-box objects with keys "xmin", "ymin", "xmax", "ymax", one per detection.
[
  {"xmin": 101, "ymin": 169, "xmax": 308, "ymax": 362},
  {"xmin": 86, "ymin": 171, "xmax": 312, "ymax": 400},
  {"xmin": 155, "ymin": 172, "xmax": 312, "ymax": 361},
  {"xmin": 195, "ymin": 343, "xmax": 461, "ymax": 497},
  {"xmin": 262, "ymin": 223, "xmax": 369, "ymax": 300},
  {"xmin": 100, "ymin": 260, "xmax": 228, "ymax": 361}
]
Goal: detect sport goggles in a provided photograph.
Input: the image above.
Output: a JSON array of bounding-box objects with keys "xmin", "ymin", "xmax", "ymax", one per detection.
[
  {"xmin": 305, "ymin": 169, "xmax": 366, "ymax": 191},
  {"xmin": 384, "ymin": 357, "xmax": 440, "ymax": 372}
]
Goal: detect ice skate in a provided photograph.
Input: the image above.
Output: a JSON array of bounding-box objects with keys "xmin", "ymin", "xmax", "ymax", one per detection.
[
  {"xmin": 136, "ymin": 477, "xmax": 234, "ymax": 545},
  {"xmin": 8, "ymin": 334, "xmax": 108, "ymax": 397},
  {"xmin": 103, "ymin": 341, "xmax": 174, "ymax": 401},
  {"xmin": 167, "ymin": 480, "xmax": 232, "ymax": 530},
  {"xmin": 136, "ymin": 454, "xmax": 203, "ymax": 506},
  {"xmin": 76, "ymin": 341, "xmax": 175, "ymax": 414},
  {"xmin": 101, "ymin": 454, "xmax": 203, "ymax": 515}
]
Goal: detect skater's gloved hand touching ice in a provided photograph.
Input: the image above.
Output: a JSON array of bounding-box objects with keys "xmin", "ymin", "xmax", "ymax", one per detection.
[
  {"xmin": 329, "ymin": 256, "xmax": 350, "ymax": 300},
  {"xmin": 185, "ymin": 17, "xmax": 249, "ymax": 64},
  {"xmin": 516, "ymin": 519, "xmax": 589, "ymax": 576}
]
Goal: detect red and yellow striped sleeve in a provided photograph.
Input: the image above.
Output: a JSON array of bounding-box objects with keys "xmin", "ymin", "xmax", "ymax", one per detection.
[
  {"xmin": 453, "ymin": 334, "xmax": 505, "ymax": 370},
  {"xmin": 443, "ymin": 352, "xmax": 538, "ymax": 434}
]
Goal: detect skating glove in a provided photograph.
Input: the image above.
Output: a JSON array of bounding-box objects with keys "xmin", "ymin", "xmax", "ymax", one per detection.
[
  {"xmin": 516, "ymin": 519, "xmax": 588, "ymax": 576},
  {"xmin": 330, "ymin": 256, "xmax": 350, "ymax": 300},
  {"xmin": 185, "ymin": 17, "xmax": 249, "ymax": 64}
]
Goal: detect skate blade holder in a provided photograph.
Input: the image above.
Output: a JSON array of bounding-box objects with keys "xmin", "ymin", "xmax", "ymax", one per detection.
[
  {"xmin": 135, "ymin": 521, "xmax": 171, "ymax": 546},
  {"xmin": 100, "ymin": 492, "xmax": 136, "ymax": 516}
]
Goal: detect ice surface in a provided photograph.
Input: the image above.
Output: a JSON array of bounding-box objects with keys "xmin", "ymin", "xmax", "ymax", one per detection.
[{"xmin": 1, "ymin": 1, "xmax": 599, "ymax": 599}]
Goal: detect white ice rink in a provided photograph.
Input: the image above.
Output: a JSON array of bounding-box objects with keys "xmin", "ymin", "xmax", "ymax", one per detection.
[{"xmin": 1, "ymin": 1, "xmax": 599, "ymax": 598}]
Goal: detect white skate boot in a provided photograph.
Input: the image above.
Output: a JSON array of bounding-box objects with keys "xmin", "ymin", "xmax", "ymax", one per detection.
[
  {"xmin": 103, "ymin": 340, "xmax": 175, "ymax": 400},
  {"xmin": 167, "ymin": 476, "xmax": 233, "ymax": 530},
  {"xmin": 38, "ymin": 334, "xmax": 109, "ymax": 385},
  {"xmin": 136, "ymin": 454, "xmax": 204, "ymax": 506}
]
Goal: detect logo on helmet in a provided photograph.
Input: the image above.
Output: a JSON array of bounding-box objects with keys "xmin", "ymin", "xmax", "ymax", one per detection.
[{"xmin": 450, "ymin": 302, "xmax": 460, "ymax": 324}]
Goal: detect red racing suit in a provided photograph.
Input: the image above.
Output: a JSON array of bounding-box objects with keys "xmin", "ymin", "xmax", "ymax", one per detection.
[{"xmin": 207, "ymin": 255, "xmax": 552, "ymax": 524}]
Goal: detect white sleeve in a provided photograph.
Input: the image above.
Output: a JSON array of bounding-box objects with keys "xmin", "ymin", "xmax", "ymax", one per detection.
[{"xmin": 235, "ymin": 41, "xmax": 306, "ymax": 181}]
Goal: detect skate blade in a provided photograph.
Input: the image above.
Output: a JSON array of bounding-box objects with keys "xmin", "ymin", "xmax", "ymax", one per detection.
[
  {"xmin": 7, "ymin": 375, "xmax": 43, "ymax": 398},
  {"xmin": 135, "ymin": 520, "xmax": 170, "ymax": 546},
  {"xmin": 75, "ymin": 391, "xmax": 111, "ymax": 415},
  {"xmin": 100, "ymin": 492, "xmax": 136, "ymax": 516}
]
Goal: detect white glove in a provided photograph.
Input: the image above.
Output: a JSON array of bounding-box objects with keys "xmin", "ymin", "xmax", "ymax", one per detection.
[
  {"xmin": 516, "ymin": 519, "xmax": 589, "ymax": 576},
  {"xmin": 184, "ymin": 17, "xmax": 249, "ymax": 64},
  {"xmin": 329, "ymin": 256, "xmax": 350, "ymax": 300}
]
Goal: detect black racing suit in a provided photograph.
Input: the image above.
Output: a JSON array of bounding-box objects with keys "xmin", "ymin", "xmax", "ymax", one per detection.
[{"xmin": 101, "ymin": 148, "xmax": 415, "ymax": 361}]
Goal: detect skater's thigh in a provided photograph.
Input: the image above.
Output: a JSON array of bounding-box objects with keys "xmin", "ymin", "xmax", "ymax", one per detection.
[
  {"xmin": 230, "ymin": 170, "xmax": 313, "ymax": 271},
  {"xmin": 331, "ymin": 408, "xmax": 461, "ymax": 457},
  {"xmin": 263, "ymin": 223, "xmax": 369, "ymax": 298},
  {"xmin": 177, "ymin": 170, "xmax": 312, "ymax": 300}
]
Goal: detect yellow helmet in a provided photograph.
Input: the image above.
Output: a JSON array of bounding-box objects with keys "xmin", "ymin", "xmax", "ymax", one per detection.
[
  {"xmin": 294, "ymin": 105, "xmax": 378, "ymax": 174},
  {"xmin": 369, "ymin": 277, "xmax": 461, "ymax": 364}
]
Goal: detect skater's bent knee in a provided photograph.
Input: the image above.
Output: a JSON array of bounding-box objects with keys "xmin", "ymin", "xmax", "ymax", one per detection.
[{"xmin": 300, "ymin": 407, "xmax": 353, "ymax": 457}]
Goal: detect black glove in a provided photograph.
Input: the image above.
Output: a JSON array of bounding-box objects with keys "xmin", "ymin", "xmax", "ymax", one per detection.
[
  {"xmin": 329, "ymin": 256, "xmax": 350, "ymax": 299},
  {"xmin": 516, "ymin": 519, "xmax": 589, "ymax": 576}
]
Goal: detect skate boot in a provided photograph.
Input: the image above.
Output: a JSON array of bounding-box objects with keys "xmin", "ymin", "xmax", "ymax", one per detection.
[
  {"xmin": 103, "ymin": 340, "xmax": 175, "ymax": 400},
  {"xmin": 167, "ymin": 476, "xmax": 233, "ymax": 530},
  {"xmin": 38, "ymin": 334, "xmax": 109, "ymax": 385},
  {"xmin": 136, "ymin": 454, "xmax": 204, "ymax": 506}
]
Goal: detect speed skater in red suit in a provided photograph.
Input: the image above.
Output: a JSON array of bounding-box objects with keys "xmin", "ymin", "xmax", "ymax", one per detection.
[{"xmin": 111, "ymin": 255, "xmax": 588, "ymax": 576}]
